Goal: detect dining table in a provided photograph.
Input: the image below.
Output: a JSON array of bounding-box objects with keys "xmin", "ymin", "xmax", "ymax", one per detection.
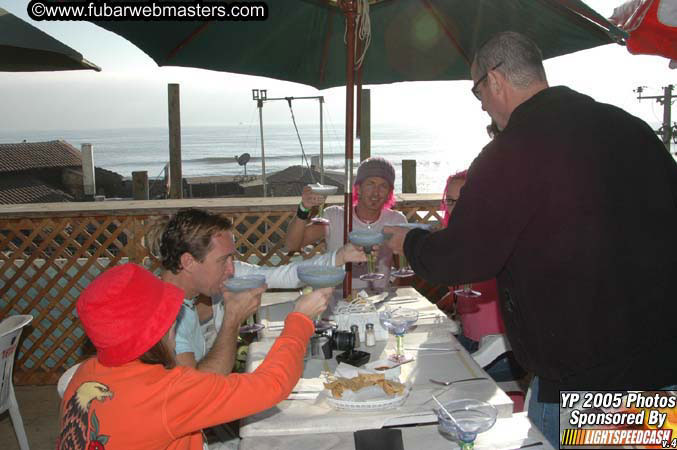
[
  {"xmin": 239, "ymin": 411, "xmax": 554, "ymax": 450},
  {"xmin": 239, "ymin": 287, "xmax": 515, "ymax": 439}
]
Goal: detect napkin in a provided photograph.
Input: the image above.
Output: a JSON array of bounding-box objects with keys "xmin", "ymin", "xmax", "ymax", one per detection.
[{"xmin": 287, "ymin": 378, "xmax": 326, "ymax": 400}]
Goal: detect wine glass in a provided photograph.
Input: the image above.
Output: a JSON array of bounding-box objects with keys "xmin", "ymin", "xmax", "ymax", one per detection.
[
  {"xmin": 387, "ymin": 223, "xmax": 433, "ymax": 278},
  {"xmin": 296, "ymin": 265, "xmax": 345, "ymax": 332},
  {"xmin": 454, "ymin": 284, "xmax": 482, "ymax": 299},
  {"xmin": 348, "ymin": 230, "xmax": 385, "ymax": 281},
  {"xmin": 434, "ymin": 399, "xmax": 498, "ymax": 450},
  {"xmin": 307, "ymin": 183, "xmax": 337, "ymax": 225},
  {"xmin": 224, "ymin": 275, "xmax": 267, "ymax": 334},
  {"xmin": 378, "ymin": 306, "xmax": 419, "ymax": 363}
]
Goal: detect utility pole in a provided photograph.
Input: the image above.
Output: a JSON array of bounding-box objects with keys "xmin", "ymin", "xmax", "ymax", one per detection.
[{"xmin": 636, "ymin": 85, "xmax": 676, "ymax": 152}]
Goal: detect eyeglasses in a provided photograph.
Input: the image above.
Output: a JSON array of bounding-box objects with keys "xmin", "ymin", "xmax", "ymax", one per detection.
[
  {"xmin": 471, "ymin": 62, "xmax": 503, "ymax": 100},
  {"xmin": 445, "ymin": 198, "xmax": 459, "ymax": 208}
]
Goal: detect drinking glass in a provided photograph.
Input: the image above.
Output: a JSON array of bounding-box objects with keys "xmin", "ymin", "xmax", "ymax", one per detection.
[
  {"xmin": 378, "ymin": 306, "xmax": 419, "ymax": 363},
  {"xmin": 386, "ymin": 223, "xmax": 432, "ymax": 278},
  {"xmin": 307, "ymin": 183, "xmax": 337, "ymax": 225},
  {"xmin": 224, "ymin": 275, "xmax": 267, "ymax": 334},
  {"xmin": 296, "ymin": 265, "xmax": 345, "ymax": 332},
  {"xmin": 391, "ymin": 253, "xmax": 414, "ymax": 278},
  {"xmin": 434, "ymin": 399, "xmax": 498, "ymax": 450},
  {"xmin": 453, "ymin": 284, "xmax": 481, "ymax": 299},
  {"xmin": 348, "ymin": 230, "xmax": 385, "ymax": 281}
]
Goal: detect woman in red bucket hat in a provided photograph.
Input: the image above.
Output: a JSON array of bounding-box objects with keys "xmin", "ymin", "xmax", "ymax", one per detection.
[{"xmin": 56, "ymin": 263, "xmax": 331, "ymax": 450}]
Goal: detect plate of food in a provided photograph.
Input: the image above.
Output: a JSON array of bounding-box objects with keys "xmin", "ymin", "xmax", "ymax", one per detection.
[{"xmin": 323, "ymin": 373, "xmax": 410, "ymax": 411}]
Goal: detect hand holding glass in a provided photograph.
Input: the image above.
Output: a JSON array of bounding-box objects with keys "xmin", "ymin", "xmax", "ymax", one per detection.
[
  {"xmin": 224, "ymin": 275, "xmax": 267, "ymax": 334},
  {"xmin": 307, "ymin": 183, "xmax": 337, "ymax": 224},
  {"xmin": 386, "ymin": 223, "xmax": 432, "ymax": 278},
  {"xmin": 349, "ymin": 230, "xmax": 385, "ymax": 281},
  {"xmin": 296, "ymin": 265, "xmax": 345, "ymax": 332}
]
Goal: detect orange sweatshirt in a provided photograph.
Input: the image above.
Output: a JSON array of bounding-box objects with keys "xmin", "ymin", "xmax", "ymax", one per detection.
[{"xmin": 57, "ymin": 313, "xmax": 313, "ymax": 450}]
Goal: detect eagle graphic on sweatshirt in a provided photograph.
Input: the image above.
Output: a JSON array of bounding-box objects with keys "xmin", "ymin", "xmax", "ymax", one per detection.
[{"xmin": 57, "ymin": 381, "xmax": 114, "ymax": 450}]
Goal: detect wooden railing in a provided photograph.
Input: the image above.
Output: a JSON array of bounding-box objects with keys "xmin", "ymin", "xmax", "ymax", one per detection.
[{"xmin": 0, "ymin": 195, "xmax": 446, "ymax": 384}]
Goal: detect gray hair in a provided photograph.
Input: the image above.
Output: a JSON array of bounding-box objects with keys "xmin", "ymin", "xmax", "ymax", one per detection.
[{"xmin": 473, "ymin": 31, "xmax": 547, "ymax": 89}]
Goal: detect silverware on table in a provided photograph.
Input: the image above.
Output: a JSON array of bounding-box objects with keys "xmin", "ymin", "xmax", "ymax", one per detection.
[
  {"xmin": 404, "ymin": 347, "xmax": 459, "ymax": 352},
  {"xmin": 429, "ymin": 377, "xmax": 488, "ymax": 386},
  {"xmin": 508, "ymin": 441, "xmax": 543, "ymax": 449}
]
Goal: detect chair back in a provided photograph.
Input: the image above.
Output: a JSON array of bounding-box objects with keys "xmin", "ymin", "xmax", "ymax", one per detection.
[{"xmin": 0, "ymin": 315, "xmax": 33, "ymax": 413}]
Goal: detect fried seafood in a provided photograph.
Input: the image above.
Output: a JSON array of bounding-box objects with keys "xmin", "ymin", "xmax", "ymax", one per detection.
[{"xmin": 323, "ymin": 373, "xmax": 405, "ymax": 398}]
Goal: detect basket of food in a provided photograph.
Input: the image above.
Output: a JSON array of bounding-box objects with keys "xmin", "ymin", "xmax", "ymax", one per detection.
[{"xmin": 323, "ymin": 373, "xmax": 410, "ymax": 411}]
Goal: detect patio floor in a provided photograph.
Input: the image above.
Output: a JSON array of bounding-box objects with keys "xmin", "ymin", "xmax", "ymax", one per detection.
[{"xmin": 0, "ymin": 385, "xmax": 60, "ymax": 450}]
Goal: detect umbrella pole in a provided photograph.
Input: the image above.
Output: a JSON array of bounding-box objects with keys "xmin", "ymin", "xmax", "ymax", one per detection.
[{"xmin": 341, "ymin": 0, "xmax": 357, "ymax": 299}]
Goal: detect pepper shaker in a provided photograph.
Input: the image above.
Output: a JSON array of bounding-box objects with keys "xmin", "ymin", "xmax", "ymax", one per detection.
[{"xmin": 350, "ymin": 324, "xmax": 360, "ymax": 348}]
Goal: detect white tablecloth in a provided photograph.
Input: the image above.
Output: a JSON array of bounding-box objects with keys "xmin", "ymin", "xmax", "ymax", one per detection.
[
  {"xmin": 239, "ymin": 412, "xmax": 555, "ymax": 450},
  {"xmin": 240, "ymin": 288, "xmax": 513, "ymax": 438}
]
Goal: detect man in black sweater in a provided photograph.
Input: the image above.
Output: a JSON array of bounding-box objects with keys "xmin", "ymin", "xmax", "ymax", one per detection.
[{"xmin": 386, "ymin": 31, "xmax": 677, "ymax": 446}]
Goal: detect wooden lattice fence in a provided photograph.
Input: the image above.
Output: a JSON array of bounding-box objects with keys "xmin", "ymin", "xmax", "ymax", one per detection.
[{"xmin": 0, "ymin": 195, "xmax": 445, "ymax": 384}]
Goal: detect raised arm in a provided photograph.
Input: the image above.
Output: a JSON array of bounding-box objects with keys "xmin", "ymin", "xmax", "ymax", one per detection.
[
  {"xmin": 196, "ymin": 286, "xmax": 265, "ymax": 374},
  {"xmin": 285, "ymin": 186, "xmax": 327, "ymax": 251},
  {"xmin": 164, "ymin": 288, "xmax": 333, "ymax": 436}
]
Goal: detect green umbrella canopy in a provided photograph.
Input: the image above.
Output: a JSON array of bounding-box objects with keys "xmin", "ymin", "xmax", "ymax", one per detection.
[
  {"xmin": 0, "ymin": 7, "xmax": 100, "ymax": 72},
  {"xmin": 81, "ymin": 0, "xmax": 624, "ymax": 89}
]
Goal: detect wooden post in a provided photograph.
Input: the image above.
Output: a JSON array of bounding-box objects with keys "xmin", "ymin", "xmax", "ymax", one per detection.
[
  {"xmin": 81, "ymin": 143, "xmax": 96, "ymax": 201},
  {"xmin": 359, "ymin": 89, "xmax": 371, "ymax": 162},
  {"xmin": 132, "ymin": 171, "xmax": 149, "ymax": 200},
  {"xmin": 168, "ymin": 84, "xmax": 183, "ymax": 199},
  {"xmin": 402, "ymin": 160, "xmax": 416, "ymax": 193}
]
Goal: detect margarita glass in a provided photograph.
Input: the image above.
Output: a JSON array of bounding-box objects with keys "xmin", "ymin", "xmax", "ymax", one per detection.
[
  {"xmin": 386, "ymin": 223, "xmax": 433, "ymax": 278},
  {"xmin": 224, "ymin": 275, "xmax": 267, "ymax": 334},
  {"xmin": 296, "ymin": 265, "xmax": 345, "ymax": 332},
  {"xmin": 378, "ymin": 306, "xmax": 419, "ymax": 363},
  {"xmin": 434, "ymin": 399, "xmax": 498, "ymax": 450},
  {"xmin": 348, "ymin": 230, "xmax": 385, "ymax": 281},
  {"xmin": 307, "ymin": 183, "xmax": 337, "ymax": 225},
  {"xmin": 454, "ymin": 284, "xmax": 482, "ymax": 298}
]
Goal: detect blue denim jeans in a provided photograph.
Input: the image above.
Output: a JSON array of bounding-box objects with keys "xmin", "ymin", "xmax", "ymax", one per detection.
[
  {"xmin": 527, "ymin": 377, "xmax": 560, "ymax": 448},
  {"xmin": 528, "ymin": 377, "xmax": 677, "ymax": 449},
  {"xmin": 455, "ymin": 334, "xmax": 525, "ymax": 382}
]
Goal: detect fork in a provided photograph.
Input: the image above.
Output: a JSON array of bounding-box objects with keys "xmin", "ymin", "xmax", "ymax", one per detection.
[{"xmin": 429, "ymin": 377, "xmax": 488, "ymax": 386}]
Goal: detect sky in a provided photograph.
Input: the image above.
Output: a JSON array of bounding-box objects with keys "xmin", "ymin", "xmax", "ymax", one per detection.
[{"xmin": 0, "ymin": 0, "xmax": 674, "ymax": 142}]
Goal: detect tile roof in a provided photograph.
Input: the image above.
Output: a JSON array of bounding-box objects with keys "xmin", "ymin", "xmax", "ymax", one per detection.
[
  {"xmin": 0, "ymin": 174, "xmax": 73, "ymax": 204},
  {"xmin": 266, "ymin": 165, "xmax": 344, "ymax": 186},
  {"xmin": 0, "ymin": 140, "xmax": 82, "ymax": 173}
]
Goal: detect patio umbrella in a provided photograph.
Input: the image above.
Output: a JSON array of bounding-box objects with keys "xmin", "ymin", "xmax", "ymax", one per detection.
[
  {"xmin": 82, "ymin": 0, "xmax": 623, "ymax": 89},
  {"xmin": 609, "ymin": 0, "xmax": 677, "ymax": 65},
  {"xmin": 0, "ymin": 7, "xmax": 100, "ymax": 72},
  {"xmin": 78, "ymin": 0, "xmax": 624, "ymax": 293}
]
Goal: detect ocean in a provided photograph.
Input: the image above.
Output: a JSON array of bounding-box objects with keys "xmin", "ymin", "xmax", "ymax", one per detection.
[{"xmin": 0, "ymin": 124, "xmax": 485, "ymax": 194}]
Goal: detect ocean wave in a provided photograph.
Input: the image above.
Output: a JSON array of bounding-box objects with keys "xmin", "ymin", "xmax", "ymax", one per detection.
[{"xmin": 183, "ymin": 152, "xmax": 348, "ymax": 165}]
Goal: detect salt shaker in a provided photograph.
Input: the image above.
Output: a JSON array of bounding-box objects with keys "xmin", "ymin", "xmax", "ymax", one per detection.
[
  {"xmin": 350, "ymin": 324, "xmax": 360, "ymax": 348},
  {"xmin": 365, "ymin": 323, "xmax": 376, "ymax": 347}
]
